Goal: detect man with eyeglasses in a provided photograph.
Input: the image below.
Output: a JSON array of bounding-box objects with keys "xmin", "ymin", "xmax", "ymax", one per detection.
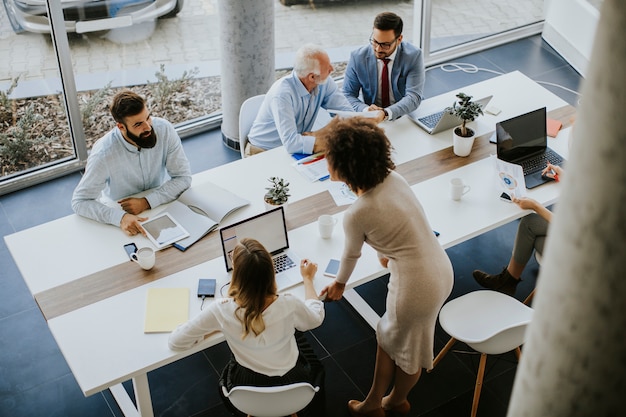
[
  {"xmin": 247, "ymin": 44, "xmax": 353, "ymax": 156},
  {"xmin": 343, "ymin": 12, "xmax": 425, "ymax": 123}
]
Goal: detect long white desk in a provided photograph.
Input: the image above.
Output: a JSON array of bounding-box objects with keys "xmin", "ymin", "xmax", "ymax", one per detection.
[
  {"xmin": 5, "ymin": 71, "xmax": 568, "ymax": 296},
  {"xmin": 4, "ymin": 71, "xmax": 572, "ymax": 417}
]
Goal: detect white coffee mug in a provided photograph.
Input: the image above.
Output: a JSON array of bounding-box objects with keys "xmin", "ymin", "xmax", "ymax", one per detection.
[
  {"xmin": 450, "ymin": 177, "xmax": 471, "ymax": 201},
  {"xmin": 318, "ymin": 214, "xmax": 337, "ymax": 239},
  {"xmin": 131, "ymin": 247, "xmax": 156, "ymax": 270}
]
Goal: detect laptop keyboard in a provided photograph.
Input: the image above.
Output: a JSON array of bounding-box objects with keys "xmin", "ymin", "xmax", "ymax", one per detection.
[
  {"xmin": 418, "ymin": 110, "xmax": 445, "ymax": 129},
  {"xmin": 521, "ymin": 148, "xmax": 564, "ymax": 175},
  {"xmin": 273, "ymin": 253, "xmax": 296, "ymax": 273}
]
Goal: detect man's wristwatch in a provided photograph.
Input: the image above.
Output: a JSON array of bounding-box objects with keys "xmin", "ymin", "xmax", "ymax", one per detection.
[{"xmin": 383, "ymin": 109, "xmax": 389, "ymax": 121}]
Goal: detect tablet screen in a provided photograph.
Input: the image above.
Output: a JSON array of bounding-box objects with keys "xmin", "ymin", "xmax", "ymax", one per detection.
[{"xmin": 141, "ymin": 212, "xmax": 189, "ymax": 249}]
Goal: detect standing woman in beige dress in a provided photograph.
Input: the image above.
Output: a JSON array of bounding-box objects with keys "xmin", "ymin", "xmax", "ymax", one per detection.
[{"xmin": 319, "ymin": 117, "xmax": 454, "ymax": 417}]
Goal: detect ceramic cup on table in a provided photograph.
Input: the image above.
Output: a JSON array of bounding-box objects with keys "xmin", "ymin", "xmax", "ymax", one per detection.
[
  {"xmin": 450, "ymin": 178, "xmax": 471, "ymax": 201},
  {"xmin": 130, "ymin": 247, "xmax": 156, "ymax": 270},
  {"xmin": 318, "ymin": 215, "xmax": 337, "ymax": 239}
]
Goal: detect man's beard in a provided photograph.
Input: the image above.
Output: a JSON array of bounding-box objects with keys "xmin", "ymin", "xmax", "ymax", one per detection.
[{"xmin": 127, "ymin": 127, "xmax": 157, "ymax": 149}]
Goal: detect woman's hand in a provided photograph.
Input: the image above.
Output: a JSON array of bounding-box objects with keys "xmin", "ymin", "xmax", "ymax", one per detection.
[
  {"xmin": 379, "ymin": 256, "xmax": 389, "ymax": 268},
  {"xmin": 300, "ymin": 259, "xmax": 320, "ymax": 301},
  {"xmin": 512, "ymin": 197, "xmax": 540, "ymax": 211},
  {"xmin": 541, "ymin": 163, "xmax": 564, "ymax": 181},
  {"xmin": 320, "ymin": 281, "xmax": 346, "ymax": 302},
  {"xmin": 512, "ymin": 196, "xmax": 553, "ymax": 223},
  {"xmin": 300, "ymin": 259, "xmax": 318, "ymax": 280}
]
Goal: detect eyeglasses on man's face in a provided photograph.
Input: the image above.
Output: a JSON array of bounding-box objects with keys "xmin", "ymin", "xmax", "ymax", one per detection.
[{"xmin": 369, "ymin": 35, "xmax": 399, "ymax": 51}]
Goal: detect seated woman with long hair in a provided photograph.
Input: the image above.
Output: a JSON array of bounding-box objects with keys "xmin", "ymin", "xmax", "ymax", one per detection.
[{"xmin": 169, "ymin": 238, "xmax": 325, "ymax": 408}]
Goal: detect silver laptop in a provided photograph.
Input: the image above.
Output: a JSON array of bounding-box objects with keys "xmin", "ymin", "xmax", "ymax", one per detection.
[
  {"xmin": 496, "ymin": 107, "xmax": 565, "ymax": 189},
  {"xmin": 219, "ymin": 206, "xmax": 302, "ymax": 291},
  {"xmin": 409, "ymin": 95, "xmax": 493, "ymax": 134}
]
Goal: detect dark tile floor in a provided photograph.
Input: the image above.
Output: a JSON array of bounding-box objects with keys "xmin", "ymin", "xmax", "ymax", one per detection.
[{"xmin": 0, "ymin": 34, "xmax": 582, "ymax": 417}]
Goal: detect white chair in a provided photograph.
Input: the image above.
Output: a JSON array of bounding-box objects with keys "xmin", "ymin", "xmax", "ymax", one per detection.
[
  {"xmin": 221, "ymin": 382, "xmax": 320, "ymax": 417},
  {"xmin": 238, "ymin": 94, "xmax": 266, "ymax": 158},
  {"xmin": 430, "ymin": 290, "xmax": 533, "ymax": 417}
]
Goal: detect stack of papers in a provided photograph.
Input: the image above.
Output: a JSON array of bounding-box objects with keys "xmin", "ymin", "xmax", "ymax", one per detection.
[
  {"xmin": 327, "ymin": 109, "xmax": 379, "ymax": 119},
  {"xmin": 292, "ymin": 152, "xmax": 330, "ymax": 182}
]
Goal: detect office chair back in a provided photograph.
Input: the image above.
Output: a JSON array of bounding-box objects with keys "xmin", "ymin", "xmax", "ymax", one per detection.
[
  {"xmin": 439, "ymin": 290, "xmax": 534, "ymax": 354},
  {"xmin": 238, "ymin": 94, "xmax": 266, "ymax": 158},
  {"xmin": 431, "ymin": 290, "xmax": 533, "ymax": 417},
  {"xmin": 221, "ymin": 381, "xmax": 319, "ymax": 417}
]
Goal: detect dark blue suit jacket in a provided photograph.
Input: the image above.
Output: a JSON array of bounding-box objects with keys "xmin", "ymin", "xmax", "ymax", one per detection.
[{"xmin": 342, "ymin": 42, "xmax": 425, "ymax": 120}]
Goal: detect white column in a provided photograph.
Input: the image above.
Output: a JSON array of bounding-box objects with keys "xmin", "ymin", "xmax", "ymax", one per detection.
[
  {"xmin": 218, "ymin": 0, "xmax": 274, "ymax": 151},
  {"xmin": 508, "ymin": 1, "xmax": 626, "ymax": 415}
]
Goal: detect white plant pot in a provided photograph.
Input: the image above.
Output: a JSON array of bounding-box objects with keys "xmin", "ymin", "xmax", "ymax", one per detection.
[
  {"xmin": 452, "ymin": 127, "xmax": 476, "ymax": 157},
  {"xmin": 264, "ymin": 200, "xmax": 288, "ymax": 214}
]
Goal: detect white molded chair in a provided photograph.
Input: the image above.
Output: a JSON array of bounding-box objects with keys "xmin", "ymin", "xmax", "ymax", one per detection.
[
  {"xmin": 238, "ymin": 94, "xmax": 266, "ymax": 158},
  {"xmin": 430, "ymin": 290, "xmax": 533, "ymax": 417},
  {"xmin": 221, "ymin": 382, "xmax": 319, "ymax": 417}
]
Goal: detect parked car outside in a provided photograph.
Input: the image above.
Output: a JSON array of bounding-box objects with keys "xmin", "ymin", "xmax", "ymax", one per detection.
[{"xmin": 2, "ymin": 0, "xmax": 183, "ymax": 34}]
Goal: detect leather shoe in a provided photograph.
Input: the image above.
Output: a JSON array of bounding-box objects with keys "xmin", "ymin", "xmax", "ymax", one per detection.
[
  {"xmin": 347, "ymin": 400, "xmax": 385, "ymax": 417},
  {"xmin": 382, "ymin": 399, "xmax": 411, "ymax": 416},
  {"xmin": 473, "ymin": 267, "xmax": 520, "ymax": 296}
]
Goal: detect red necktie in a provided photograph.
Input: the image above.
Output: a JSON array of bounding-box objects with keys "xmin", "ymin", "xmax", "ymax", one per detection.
[{"xmin": 381, "ymin": 58, "xmax": 390, "ymax": 108}]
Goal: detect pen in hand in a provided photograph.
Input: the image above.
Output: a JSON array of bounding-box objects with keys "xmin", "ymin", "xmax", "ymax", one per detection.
[
  {"xmin": 550, "ymin": 169, "xmax": 559, "ymax": 182},
  {"xmin": 542, "ymin": 164, "xmax": 560, "ymax": 182}
]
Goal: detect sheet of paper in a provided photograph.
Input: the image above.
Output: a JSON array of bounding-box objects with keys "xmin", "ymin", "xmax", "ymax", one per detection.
[
  {"xmin": 326, "ymin": 109, "xmax": 379, "ymax": 119},
  {"xmin": 327, "ymin": 181, "xmax": 357, "ymax": 206},
  {"xmin": 293, "ymin": 157, "xmax": 330, "ymax": 182},
  {"xmin": 492, "ymin": 155, "xmax": 527, "ymax": 199}
]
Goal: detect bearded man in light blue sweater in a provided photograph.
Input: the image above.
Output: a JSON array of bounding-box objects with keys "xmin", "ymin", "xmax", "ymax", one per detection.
[{"xmin": 72, "ymin": 91, "xmax": 191, "ymax": 236}]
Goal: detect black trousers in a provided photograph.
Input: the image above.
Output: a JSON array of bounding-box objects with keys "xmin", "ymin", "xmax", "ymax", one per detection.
[{"xmin": 219, "ymin": 331, "xmax": 325, "ymax": 416}]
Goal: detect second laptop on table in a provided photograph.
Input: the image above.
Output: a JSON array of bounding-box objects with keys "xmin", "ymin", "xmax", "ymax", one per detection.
[{"xmin": 496, "ymin": 107, "xmax": 565, "ymax": 189}]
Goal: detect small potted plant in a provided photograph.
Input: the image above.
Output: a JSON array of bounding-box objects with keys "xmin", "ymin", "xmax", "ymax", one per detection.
[
  {"xmin": 445, "ymin": 92, "xmax": 484, "ymax": 157},
  {"xmin": 264, "ymin": 176, "xmax": 290, "ymax": 211}
]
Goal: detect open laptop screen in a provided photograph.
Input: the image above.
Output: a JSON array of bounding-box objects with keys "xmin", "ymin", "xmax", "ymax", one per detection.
[
  {"xmin": 496, "ymin": 107, "xmax": 547, "ymax": 162},
  {"xmin": 219, "ymin": 206, "xmax": 289, "ymax": 272}
]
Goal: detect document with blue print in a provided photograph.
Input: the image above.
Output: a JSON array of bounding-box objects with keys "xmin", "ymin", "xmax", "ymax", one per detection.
[{"xmin": 492, "ymin": 155, "xmax": 527, "ymax": 200}]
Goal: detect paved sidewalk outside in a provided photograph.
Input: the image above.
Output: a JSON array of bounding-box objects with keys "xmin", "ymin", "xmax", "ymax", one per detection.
[{"xmin": 1, "ymin": 0, "xmax": 542, "ymax": 93}]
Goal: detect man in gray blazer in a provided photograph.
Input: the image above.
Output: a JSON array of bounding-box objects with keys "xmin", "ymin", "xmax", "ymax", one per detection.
[{"xmin": 343, "ymin": 12, "xmax": 425, "ymax": 123}]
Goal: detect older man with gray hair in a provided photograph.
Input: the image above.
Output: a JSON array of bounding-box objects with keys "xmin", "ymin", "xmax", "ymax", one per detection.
[{"xmin": 247, "ymin": 44, "xmax": 353, "ymax": 155}]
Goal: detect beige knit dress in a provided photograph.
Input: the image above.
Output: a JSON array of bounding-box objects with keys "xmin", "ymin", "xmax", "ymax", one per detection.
[{"xmin": 335, "ymin": 171, "xmax": 454, "ymax": 374}]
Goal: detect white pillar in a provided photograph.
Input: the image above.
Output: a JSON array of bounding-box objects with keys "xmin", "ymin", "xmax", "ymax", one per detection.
[
  {"xmin": 218, "ymin": 0, "xmax": 274, "ymax": 151},
  {"xmin": 508, "ymin": 0, "xmax": 626, "ymax": 415}
]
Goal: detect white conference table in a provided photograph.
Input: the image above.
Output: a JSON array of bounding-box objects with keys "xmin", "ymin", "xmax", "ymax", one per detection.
[{"xmin": 4, "ymin": 71, "xmax": 572, "ymax": 417}]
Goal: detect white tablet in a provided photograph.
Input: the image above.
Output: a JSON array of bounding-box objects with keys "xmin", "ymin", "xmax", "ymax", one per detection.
[{"xmin": 140, "ymin": 212, "xmax": 190, "ymax": 250}]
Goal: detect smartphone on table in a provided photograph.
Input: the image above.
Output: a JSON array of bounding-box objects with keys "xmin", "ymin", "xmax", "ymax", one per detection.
[
  {"xmin": 323, "ymin": 259, "xmax": 340, "ymax": 278},
  {"xmin": 123, "ymin": 243, "xmax": 137, "ymax": 261},
  {"xmin": 197, "ymin": 278, "xmax": 216, "ymax": 298}
]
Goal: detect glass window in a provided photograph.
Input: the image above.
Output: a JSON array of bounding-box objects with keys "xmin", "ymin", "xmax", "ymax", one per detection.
[
  {"xmin": 1, "ymin": 1, "xmax": 75, "ymax": 185},
  {"xmin": 428, "ymin": 0, "xmax": 544, "ymax": 53},
  {"xmin": 1, "ymin": 0, "xmax": 547, "ymax": 195}
]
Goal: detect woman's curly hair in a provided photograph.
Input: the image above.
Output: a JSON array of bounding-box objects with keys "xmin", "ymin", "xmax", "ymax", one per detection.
[{"xmin": 318, "ymin": 117, "xmax": 395, "ymax": 191}]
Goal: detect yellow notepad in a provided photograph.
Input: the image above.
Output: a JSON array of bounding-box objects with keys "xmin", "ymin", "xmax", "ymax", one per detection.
[{"xmin": 144, "ymin": 288, "xmax": 190, "ymax": 333}]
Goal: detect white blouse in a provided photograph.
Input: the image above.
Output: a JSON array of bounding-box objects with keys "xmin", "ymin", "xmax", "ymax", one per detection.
[{"xmin": 169, "ymin": 294, "xmax": 324, "ymax": 376}]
